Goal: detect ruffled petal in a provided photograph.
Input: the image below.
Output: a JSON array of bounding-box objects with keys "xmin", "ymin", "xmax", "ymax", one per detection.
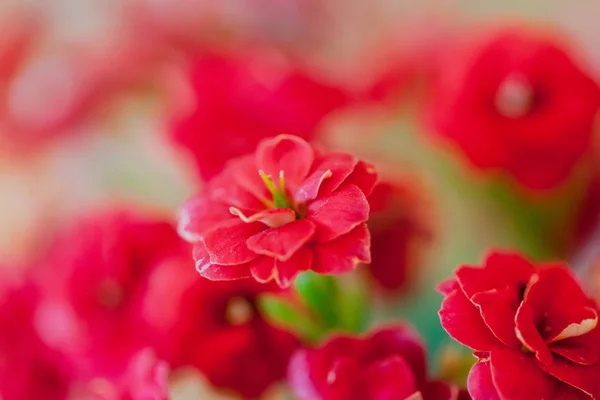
[
  {"xmin": 539, "ymin": 355, "xmax": 600, "ymax": 399},
  {"xmin": 307, "ymin": 184, "xmax": 369, "ymax": 242},
  {"xmin": 344, "ymin": 160, "xmax": 378, "ymax": 196},
  {"xmin": 229, "ymin": 207, "xmax": 296, "ymax": 228},
  {"xmin": 203, "ymin": 220, "xmax": 264, "ymax": 265},
  {"xmin": 246, "ymin": 219, "xmax": 315, "ymax": 261},
  {"xmin": 467, "ymin": 359, "xmax": 501, "ymax": 400},
  {"xmin": 273, "ymin": 247, "xmax": 313, "ymax": 288},
  {"xmin": 177, "ymin": 195, "xmax": 233, "ymax": 242},
  {"xmin": 256, "ymin": 134, "xmax": 314, "ymax": 191},
  {"xmin": 193, "ymin": 242, "xmax": 251, "ymax": 280},
  {"xmin": 295, "ymin": 153, "xmax": 357, "ymax": 203},
  {"xmin": 366, "ymin": 356, "xmax": 418, "ymax": 400},
  {"xmin": 311, "ymin": 224, "xmax": 370, "ymax": 274},
  {"xmin": 471, "ymin": 287, "xmax": 522, "ymax": 348},
  {"xmin": 514, "ymin": 301, "xmax": 553, "ymax": 366},
  {"xmin": 249, "ymin": 256, "xmax": 277, "ymax": 283}
]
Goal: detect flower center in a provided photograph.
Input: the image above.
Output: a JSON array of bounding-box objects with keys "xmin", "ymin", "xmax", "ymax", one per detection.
[
  {"xmin": 259, "ymin": 170, "xmax": 292, "ymax": 209},
  {"xmin": 495, "ymin": 74, "xmax": 533, "ymax": 118},
  {"xmin": 225, "ymin": 296, "xmax": 254, "ymax": 325}
]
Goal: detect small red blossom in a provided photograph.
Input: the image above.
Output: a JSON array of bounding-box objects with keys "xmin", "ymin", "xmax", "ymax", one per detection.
[
  {"xmin": 169, "ymin": 52, "xmax": 352, "ymax": 180},
  {"xmin": 429, "ymin": 30, "xmax": 600, "ymax": 190},
  {"xmin": 35, "ymin": 211, "xmax": 187, "ymax": 379},
  {"xmin": 145, "ymin": 257, "xmax": 300, "ymax": 398},
  {"xmin": 178, "ymin": 134, "xmax": 377, "ymax": 288},
  {"xmin": 367, "ymin": 181, "xmax": 434, "ymax": 294},
  {"xmin": 439, "ymin": 251, "xmax": 600, "ymax": 399},
  {"xmin": 288, "ymin": 325, "xmax": 467, "ymax": 400}
]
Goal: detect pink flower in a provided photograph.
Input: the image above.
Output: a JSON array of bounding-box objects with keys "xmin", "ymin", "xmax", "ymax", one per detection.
[
  {"xmin": 428, "ymin": 30, "xmax": 600, "ymax": 190},
  {"xmin": 288, "ymin": 325, "xmax": 466, "ymax": 400},
  {"xmin": 169, "ymin": 52, "xmax": 352, "ymax": 180},
  {"xmin": 35, "ymin": 211, "xmax": 188, "ymax": 379},
  {"xmin": 144, "ymin": 257, "xmax": 300, "ymax": 398},
  {"xmin": 439, "ymin": 251, "xmax": 600, "ymax": 399},
  {"xmin": 178, "ymin": 134, "xmax": 377, "ymax": 288}
]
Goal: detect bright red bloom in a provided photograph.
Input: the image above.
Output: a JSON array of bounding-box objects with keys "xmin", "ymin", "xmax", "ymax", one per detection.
[
  {"xmin": 144, "ymin": 257, "xmax": 300, "ymax": 398},
  {"xmin": 288, "ymin": 325, "xmax": 466, "ymax": 400},
  {"xmin": 178, "ymin": 134, "xmax": 376, "ymax": 288},
  {"xmin": 169, "ymin": 52, "xmax": 352, "ymax": 180},
  {"xmin": 429, "ymin": 30, "xmax": 600, "ymax": 190},
  {"xmin": 367, "ymin": 181, "xmax": 434, "ymax": 294},
  {"xmin": 0, "ymin": 277, "xmax": 75, "ymax": 400},
  {"xmin": 439, "ymin": 251, "xmax": 600, "ymax": 399},
  {"xmin": 35, "ymin": 211, "xmax": 187, "ymax": 379}
]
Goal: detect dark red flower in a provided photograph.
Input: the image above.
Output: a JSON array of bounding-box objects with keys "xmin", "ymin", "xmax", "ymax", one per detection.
[
  {"xmin": 428, "ymin": 30, "xmax": 600, "ymax": 190},
  {"xmin": 169, "ymin": 51, "xmax": 352, "ymax": 180},
  {"xmin": 0, "ymin": 277, "xmax": 75, "ymax": 400},
  {"xmin": 439, "ymin": 251, "xmax": 600, "ymax": 399},
  {"xmin": 35, "ymin": 211, "xmax": 187, "ymax": 379},
  {"xmin": 366, "ymin": 181, "xmax": 434, "ymax": 294},
  {"xmin": 144, "ymin": 256, "xmax": 300, "ymax": 398},
  {"xmin": 288, "ymin": 325, "xmax": 466, "ymax": 400},
  {"xmin": 178, "ymin": 134, "xmax": 376, "ymax": 288}
]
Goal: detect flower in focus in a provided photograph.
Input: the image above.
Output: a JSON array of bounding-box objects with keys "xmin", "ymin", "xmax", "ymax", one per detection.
[
  {"xmin": 144, "ymin": 256, "xmax": 300, "ymax": 398},
  {"xmin": 178, "ymin": 134, "xmax": 377, "ymax": 288},
  {"xmin": 169, "ymin": 52, "xmax": 352, "ymax": 180},
  {"xmin": 439, "ymin": 251, "xmax": 600, "ymax": 399},
  {"xmin": 366, "ymin": 181, "xmax": 434, "ymax": 294},
  {"xmin": 429, "ymin": 30, "xmax": 600, "ymax": 190},
  {"xmin": 34, "ymin": 210, "xmax": 188, "ymax": 379},
  {"xmin": 0, "ymin": 276, "xmax": 74, "ymax": 400},
  {"xmin": 288, "ymin": 325, "xmax": 466, "ymax": 400}
]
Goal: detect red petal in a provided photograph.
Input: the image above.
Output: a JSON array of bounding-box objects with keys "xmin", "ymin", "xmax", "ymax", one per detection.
[
  {"xmin": 274, "ymin": 247, "xmax": 313, "ymax": 288},
  {"xmin": 177, "ymin": 195, "xmax": 233, "ymax": 242},
  {"xmin": 514, "ymin": 301, "xmax": 553, "ymax": 365},
  {"xmin": 249, "ymin": 256, "xmax": 277, "ymax": 283},
  {"xmin": 229, "ymin": 207, "xmax": 296, "ymax": 228},
  {"xmin": 437, "ymin": 278, "xmax": 459, "ymax": 295},
  {"xmin": 344, "ymin": 160, "xmax": 378, "ymax": 196},
  {"xmin": 438, "ymin": 289, "xmax": 498, "ymax": 352},
  {"xmin": 467, "ymin": 360, "xmax": 501, "ymax": 400},
  {"xmin": 295, "ymin": 153, "xmax": 357, "ymax": 203},
  {"xmin": 540, "ymin": 357, "xmax": 600, "ymax": 398},
  {"xmin": 366, "ymin": 356, "xmax": 418, "ymax": 400},
  {"xmin": 423, "ymin": 381, "xmax": 465, "ymax": 400},
  {"xmin": 194, "ymin": 242, "xmax": 251, "ymax": 280},
  {"xmin": 208, "ymin": 165, "xmax": 265, "ymax": 211},
  {"xmin": 231, "ymin": 155, "xmax": 272, "ymax": 206},
  {"xmin": 311, "ymin": 224, "xmax": 370, "ymax": 274},
  {"xmin": 246, "ymin": 219, "xmax": 315, "ymax": 261},
  {"xmin": 471, "ymin": 287, "xmax": 522, "ymax": 348},
  {"xmin": 549, "ymin": 327, "xmax": 600, "ymax": 365},
  {"xmin": 256, "ymin": 134, "xmax": 314, "ymax": 191},
  {"xmin": 456, "ymin": 252, "xmax": 535, "ymax": 300},
  {"xmin": 287, "ymin": 350, "xmax": 323, "ymax": 400},
  {"xmin": 307, "ymin": 184, "xmax": 369, "ymax": 242},
  {"xmin": 489, "ymin": 347, "xmax": 558, "ymax": 400},
  {"xmin": 203, "ymin": 220, "xmax": 264, "ymax": 265},
  {"xmin": 523, "ymin": 266, "xmax": 598, "ymax": 343}
]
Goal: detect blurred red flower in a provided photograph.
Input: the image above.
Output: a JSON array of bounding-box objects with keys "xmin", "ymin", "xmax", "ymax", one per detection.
[
  {"xmin": 429, "ymin": 30, "xmax": 600, "ymax": 190},
  {"xmin": 35, "ymin": 211, "xmax": 187, "ymax": 379},
  {"xmin": 146, "ymin": 259, "xmax": 300, "ymax": 398},
  {"xmin": 288, "ymin": 325, "xmax": 466, "ymax": 400},
  {"xmin": 0, "ymin": 278, "xmax": 74, "ymax": 400},
  {"xmin": 169, "ymin": 51, "xmax": 352, "ymax": 180},
  {"xmin": 366, "ymin": 181, "xmax": 434, "ymax": 294},
  {"xmin": 178, "ymin": 134, "xmax": 377, "ymax": 288},
  {"xmin": 439, "ymin": 251, "xmax": 600, "ymax": 399}
]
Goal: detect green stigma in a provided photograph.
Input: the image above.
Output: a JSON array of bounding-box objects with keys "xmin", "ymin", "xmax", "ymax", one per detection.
[{"xmin": 259, "ymin": 170, "xmax": 292, "ymax": 209}]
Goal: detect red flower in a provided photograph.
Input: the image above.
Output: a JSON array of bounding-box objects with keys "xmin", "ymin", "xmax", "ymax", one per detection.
[
  {"xmin": 288, "ymin": 325, "xmax": 466, "ymax": 400},
  {"xmin": 144, "ymin": 257, "xmax": 300, "ymax": 398},
  {"xmin": 169, "ymin": 52, "xmax": 352, "ymax": 180},
  {"xmin": 0, "ymin": 277, "xmax": 74, "ymax": 400},
  {"xmin": 439, "ymin": 251, "xmax": 600, "ymax": 399},
  {"xmin": 178, "ymin": 134, "xmax": 376, "ymax": 288},
  {"xmin": 367, "ymin": 181, "xmax": 434, "ymax": 294},
  {"xmin": 429, "ymin": 30, "xmax": 600, "ymax": 190},
  {"xmin": 35, "ymin": 211, "xmax": 187, "ymax": 379}
]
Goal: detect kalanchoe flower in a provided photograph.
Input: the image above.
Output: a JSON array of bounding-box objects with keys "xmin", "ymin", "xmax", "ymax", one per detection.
[
  {"xmin": 439, "ymin": 251, "xmax": 600, "ymax": 399},
  {"xmin": 178, "ymin": 134, "xmax": 377, "ymax": 288},
  {"xmin": 366, "ymin": 181, "xmax": 434, "ymax": 294},
  {"xmin": 35, "ymin": 211, "xmax": 188, "ymax": 379},
  {"xmin": 428, "ymin": 30, "xmax": 600, "ymax": 190},
  {"xmin": 170, "ymin": 52, "xmax": 352, "ymax": 180},
  {"xmin": 145, "ymin": 256, "xmax": 300, "ymax": 398},
  {"xmin": 288, "ymin": 325, "xmax": 467, "ymax": 400}
]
